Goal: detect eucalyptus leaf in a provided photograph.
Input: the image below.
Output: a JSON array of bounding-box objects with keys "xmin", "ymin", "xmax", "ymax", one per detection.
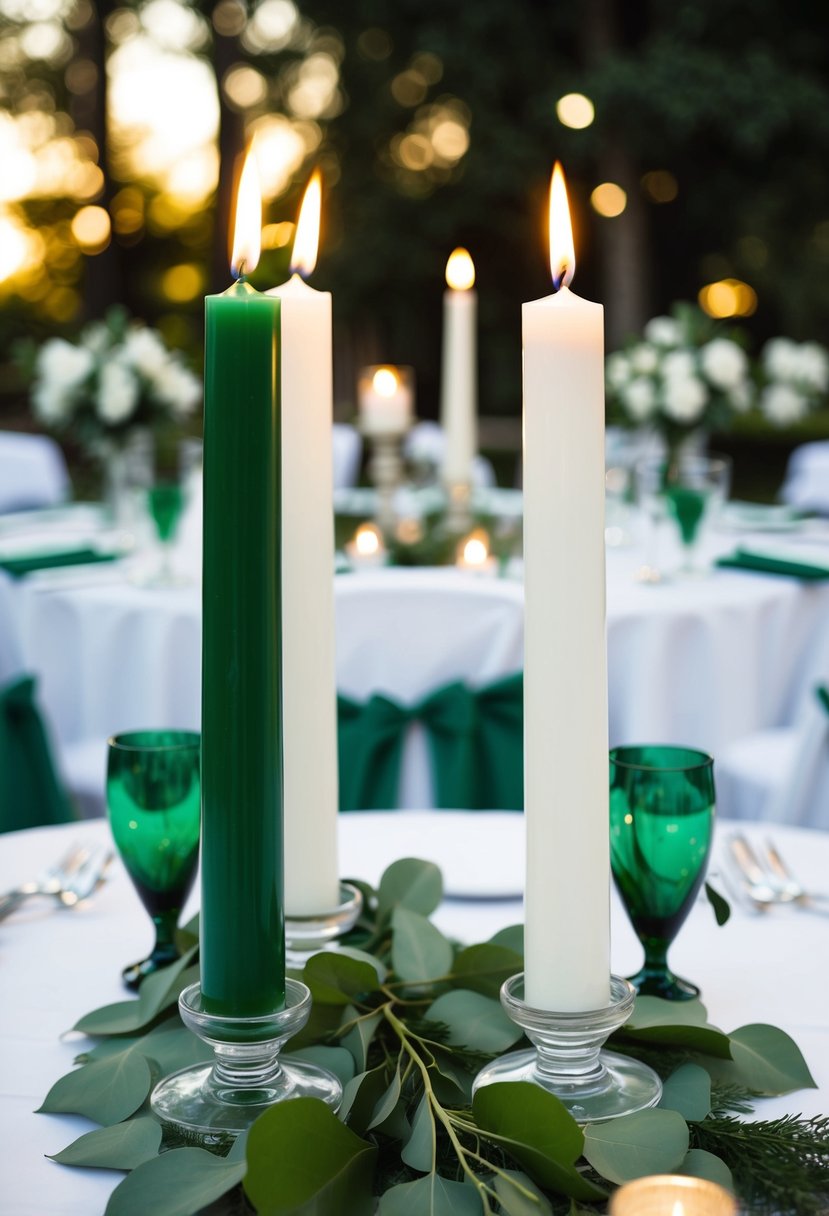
[
  {"xmin": 340, "ymin": 1006, "xmax": 383, "ymax": 1072},
  {"xmin": 376, "ymin": 1174, "xmax": 482, "ymax": 1215},
  {"xmin": 704, "ymin": 882, "xmax": 731, "ymax": 926},
  {"xmin": 401, "ymin": 1094, "xmax": 434, "ymax": 1172},
  {"xmin": 49, "ymin": 1116, "xmax": 162, "ymax": 1170},
  {"xmin": 37, "ymin": 1051, "xmax": 152, "ymax": 1124},
  {"xmin": 583, "ymin": 1108, "xmax": 689, "ymax": 1184},
  {"xmin": 680, "ymin": 1148, "xmax": 735, "ymax": 1190},
  {"xmin": 429, "ymin": 1045, "xmax": 473, "ymax": 1106},
  {"xmin": 289, "ymin": 997, "xmax": 344, "ymax": 1051},
  {"xmin": 340, "ymin": 1065, "xmax": 392, "ymax": 1133},
  {"xmin": 304, "ymin": 951, "xmax": 382, "ymax": 1006},
  {"xmin": 659, "ymin": 1063, "xmax": 712, "ymax": 1121},
  {"xmin": 136, "ymin": 950, "xmax": 199, "ymax": 1021},
  {"xmin": 703, "ymin": 1023, "xmax": 817, "ymax": 1095},
  {"xmin": 620, "ymin": 998, "xmax": 731, "ymax": 1060},
  {"xmin": 104, "ymin": 1147, "xmax": 245, "ymax": 1216},
  {"xmin": 493, "ymin": 1169, "xmax": 554, "ymax": 1216},
  {"xmin": 488, "ymin": 925, "xmax": 524, "ymax": 956},
  {"xmin": 243, "ymin": 1096, "xmax": 376, "ymax": 1216},
  {"xmin": 368, "ymin": 1067, "xmax": 402, "ymax": 1131},
  {"xmin": 287, "ymin": 1045, "xmax": 356, "ymax": 1088},
  {"xmin": 628, "ymin": 997, "xmax": 711, "ymax": 1028},
  {"xmin": 426, "ymin": 989, "xmax": 523, "ymax": 1053},
  {"xmin": 451, "ymin": 944, "xmax": 523, "ymax": 998},
  {"xmin": 335, "ymin": 945, "xmax": 388, "ymax": 983},
  {"xmin": 391, "ymin": 907, "xmax": 453, "ymax": 983},
  {"xmin": 377, "ymin": 858, "xmax": 443, "ymax": 920},
  {"xmin": 472, "ymin": 1083, "xmax": 606, "ymax": 1201}
]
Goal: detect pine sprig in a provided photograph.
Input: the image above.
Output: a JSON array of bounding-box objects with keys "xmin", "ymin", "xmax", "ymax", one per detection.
[{"xmin": 691, "ymin": 1114, "xmax": 829, "ymax": 1216}]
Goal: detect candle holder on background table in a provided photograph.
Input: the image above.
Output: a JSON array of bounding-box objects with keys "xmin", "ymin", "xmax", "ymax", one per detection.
[
  {"xmin": 443, "ymin": 477, "xmax": 473, "ymax": 535},
  {"xmin": 150, "ymin": 977, "xmax": 343, "ymax": 1144},
  {"xmin": 472, "ymin": 974, "xmax": 662, "ymax": 1124},
  {"xmin": 285, "ymin": 881, "xmax": 363, "ymax": 968},
  {"xmin": 357, "ymin": 364, "xmax": 414, "ymax": 537},
  {"xmin": 362, "ymin": 425, "xmax": 409, "ymax": 536}
]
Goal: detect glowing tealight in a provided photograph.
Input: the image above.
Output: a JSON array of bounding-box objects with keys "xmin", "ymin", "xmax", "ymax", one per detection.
[{"xmin": 355, "ymin": 523, "xmax": 382, "ymax": 557}]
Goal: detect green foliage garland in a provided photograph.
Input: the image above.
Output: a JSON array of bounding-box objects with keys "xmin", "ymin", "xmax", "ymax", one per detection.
[{"xmin": 39, "ymin": 859, "xmax": 827, "ymax": 1216}]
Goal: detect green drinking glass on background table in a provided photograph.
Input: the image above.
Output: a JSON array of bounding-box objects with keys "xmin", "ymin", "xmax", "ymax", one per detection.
[
  {"xmin": 146, "ymin": 482, "xmax": 185, "ymax": 585},
  {"xmin": 609, "ymin": 745, "xmax": 715, "ymax": 1000},
  {"xmin": 107, "ymin": 731, "xmax": 200, "ymax": 990}
]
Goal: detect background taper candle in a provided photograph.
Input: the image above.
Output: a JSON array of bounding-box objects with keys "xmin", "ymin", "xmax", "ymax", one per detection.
[
  {"xmin": 440, "ymin": 247, "xmax": 477, "ymax": 487},
  {"xmin": 522, "ymin": 163, "xmax": 611, "ymax": 1012},
  {"xmin": 200, "ymin": 151, "xmax": 285, "ymax": 1017}
]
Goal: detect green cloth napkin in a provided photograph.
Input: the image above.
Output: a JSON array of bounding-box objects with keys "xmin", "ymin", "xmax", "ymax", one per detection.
[
  {"xmin": 0, "ymin": 548, "xmax": 118, "ymax": 579},
  {"xmin": 715, "ymin": 549, "xmax": 829, "ymax": 580},
  {"xmin": 338, "ymin": 672, "xmax": 523, "ymax": 812},
  {"xmin": 817, "ymin": 685, "xmax": 829, "ymax": 718},
  {"xmin": 0, "ymin": 674, "xmax": 75, "ymax": 833}
]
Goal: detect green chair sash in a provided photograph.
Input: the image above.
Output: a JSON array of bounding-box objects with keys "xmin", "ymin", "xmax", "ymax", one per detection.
[
  {"xmin": 338, "ymin": 672, "xmax": 523, "ymax": 812},
  {"xmin": 817, "ymin": 685, "xmax": 829, "ymax": 718},
  {"xmin": 0, "ymin": 674, "xmax": 75, "ymax": 833}
]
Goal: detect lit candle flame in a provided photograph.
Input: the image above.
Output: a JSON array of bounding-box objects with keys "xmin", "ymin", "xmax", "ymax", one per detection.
[
  {"xmin": 230, "ymin": 148, "xmax": 261, "ymax": 280},
  {"xmin": 354, "ymin": 523, "xmax": 382, "ymax": 557},
  {"xmin": 290, "ymin": 169, "xmax": 322, "ymax": 278},
  {"xmin": 460, "ymin": 528, "xmax": 489, "ymax": 566},
  {"xmin": 446, "ymin": 247, "xmax": 475, "ymax": 291},
  {"xmin": 549, "ymin": 161, "xmax": 575, "ymax": 291},
  {"xmin": 372, "ymin": 367, "xmax": 400, "ymax": 397},
  {"xmin": 671, "ymin": 1203, "xmax": 685, "ymax": 1216}
]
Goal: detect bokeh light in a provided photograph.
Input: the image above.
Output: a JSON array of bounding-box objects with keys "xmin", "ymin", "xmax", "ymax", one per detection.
[
  {"xmin": 642, "ymin": 169, "xmax": 678, "ymax": 203},
  {"xmin": 70, "ymin": 204, "xmax": 111, "ymax": 252},
  {"xmin": 555, "ymin": 92, "xmax": 595, "ymax": 129},
  {"xmin": 590, "ymin": 182, "xmax": 627, "ymax": 218},
  {"xmin": 698, "ymin": 278, "xmax": 757, "ymax": 318}
]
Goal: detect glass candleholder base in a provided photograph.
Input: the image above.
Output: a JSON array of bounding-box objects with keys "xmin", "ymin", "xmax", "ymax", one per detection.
[
  {"xmin": 150, "ymin": 977, "xmax": 342, "ymax": 1146},
  {"xmin": 472, "ymin": 974, "xmax": 662, "ymax": 1124},
  {"xmin": 285, "ymin": 882, "xmax": 363, "ymax": 968}
]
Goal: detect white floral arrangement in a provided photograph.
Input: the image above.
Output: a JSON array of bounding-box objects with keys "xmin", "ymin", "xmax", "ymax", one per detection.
[
  {"xmin": 26, "ymin": 307, "xmax": 201, "ymax": 450},
  {"xmin": 607, "ymin": 302, "xmax": 828, "ymax": 445},
  {"xmin": 758, "ymin": 337, "xmax": 829, "ymax": 425},
  {"xmin": 605, "ymin": 303, "xmax": 753, "ymax": 445}
]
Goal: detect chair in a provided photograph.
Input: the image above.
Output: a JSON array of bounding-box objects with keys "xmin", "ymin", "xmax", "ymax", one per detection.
[
  {"xmin": 780, "ymin": 441, "xmax": 829, "ymax": 515},
  {"xmin": 335, "ymin": 569, "xmax": 524, "ymax": 809},
  {"xmin": 0, "ymin": 431, "xmax": 70, "ymax": 513},
  {"xmin": 404, "ymin": 421, "xmax": 496, "ymax": 488},
  {"xmin": 715, "ymin": 614, "xmax": 829, "ymax": 827},
  {"xmin": 332, "ymin": 424, "xmax": 363, "ymax": 490},
  {"xmin": 0, "ymin": 572, "xmax": 74, "ymax": 832}
]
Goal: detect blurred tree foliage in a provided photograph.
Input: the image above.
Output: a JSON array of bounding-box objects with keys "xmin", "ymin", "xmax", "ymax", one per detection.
[{"xmin": 1, "ymin": 0, "xmax": 828, "ymax": 423}]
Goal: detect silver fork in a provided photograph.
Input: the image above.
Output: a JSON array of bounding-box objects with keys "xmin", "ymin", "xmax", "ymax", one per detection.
[
  {"xmin": 728, "ymin": 834, "xmax": 829, "ymax": 916},
  {"xmin": 0, "ymin": 843, "xmax": 101, "ymax": 922},
  {"xmin": 58, "ymin": 846, "xmax": 114, "ymax": 908}
]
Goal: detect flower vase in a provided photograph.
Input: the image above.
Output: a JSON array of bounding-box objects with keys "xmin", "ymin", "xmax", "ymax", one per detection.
[{"xmin": 101, "ymin": 429, "xmax": 153, "ymax": 532}]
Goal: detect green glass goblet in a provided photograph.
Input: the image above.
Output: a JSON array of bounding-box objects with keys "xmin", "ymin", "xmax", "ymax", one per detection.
[
  {"xmin": 609, "ymin": 745, "xmax": 715, "ymax": 1001},
  {"xmin": 147, "ymin": 482, "xmax": 184, "ymax": 585},
  {"xmin": 107, "ymin": 730, "xmax": 200, "ymax": 990}
]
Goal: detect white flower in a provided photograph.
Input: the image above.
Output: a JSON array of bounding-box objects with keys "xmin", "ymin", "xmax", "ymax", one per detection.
[
  {"xmin": 32, "ymin": 381, "xmax": 73, "ymax": 424},
  {"xmin": 606, "ymin": 352, "xmax": 631, "ymax": 389},
  {"xmin": 662, "ymin": 375, "xmax": 708, "ymax": 423},
  {"xmin": 795, "ymin": 342, "xmax": 829, "ymax": 393},
  {"xmin": 122, "ymin": 327, "xmax": 169, "ymax": 379},
  {"xmin": 621, "ymin": 377, "xmax": 656, "ymax": 421},
  {"xmin": 644, "ymin": 316, "xmax": 680, "ymax": 347},
  {"xmin": 700, "ymin": 338, "xmax": 748, "ymax": 390},
  {"xmin": 152, "ymin": 362, "xmax": 202, "ymax": 418},
  {"xmin": 97, "ymin": 359, "xmax": 139, "ymax": 424},
  {"xmin": 82, "ymin": 322, "xmax": 111, "ymax": 357},
  {"xmin": 36, "ymin": 337, "xmax": 94, "ymax": 390},
  {"xmin": 662, "ymin": 350, "xmax": 696, "ymax": 382},
  {"xmin": 762, "ymin": 337, "xmax": 800, "ymax": 381},
  {"xmin": 760, "ymin": 383, "xmax": 808, "ymax": 425},
  {"xmin": 630, "ymin": 343, "xmax": 658, "ymax": 375},
  {"xmin": 730, "ymin": 381, "xmax": 753, "ymax": 413}
]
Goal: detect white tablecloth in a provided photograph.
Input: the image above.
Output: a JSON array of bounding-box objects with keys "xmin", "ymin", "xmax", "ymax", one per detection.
[
  {"xmin": 1, "ymin": 816, "xmax": 827, "ymax": 1215},
  {"xmin": 15, "ymin": 524, "xmax": 829, "ymax": 773}
]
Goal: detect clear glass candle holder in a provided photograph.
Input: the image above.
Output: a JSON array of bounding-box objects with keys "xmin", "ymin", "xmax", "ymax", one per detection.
[
  {"xmin": 150, "ymin": 977, "xmax": 342, "ymax": 1145},
  {"xmin": 284, "ymin": 882, "xmax": 363, "ymax": 968},
  {"xmin": 609, "ymin": 1174, "xmax": 737, "ymax": 1215},
  {"xmin": 473, "ymin": 973, "xmax": 662, "ymax": 1123}
]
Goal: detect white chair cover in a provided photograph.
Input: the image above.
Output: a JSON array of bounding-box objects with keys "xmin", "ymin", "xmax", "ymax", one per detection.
[
  {"xmin": 332, "ymin": 424, "xmax": 362, "ymax": 490},
  {"xmin": 335, "ymin": 569, "xmax": 523, "ymax": 807},
  {"xmin": 404, "ymin": 421, "xmax": 496, "ymax": 488},
  {"xmin": 0, "ymin": 431, "xmax": 69, "ymax": 512},
  {"xmin": 780, "ymin": 441, "xmax": 829, "ymax": 515}
]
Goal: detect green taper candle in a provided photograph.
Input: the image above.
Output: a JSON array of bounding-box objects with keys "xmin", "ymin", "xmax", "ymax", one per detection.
[{"xmin": 200, "ymin": 154, "xmax": 285, "ymax": 1017}]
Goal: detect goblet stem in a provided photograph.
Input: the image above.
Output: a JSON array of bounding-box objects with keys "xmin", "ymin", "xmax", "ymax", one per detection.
[{"xmin": 630, "ymin": 935, "xmax": 699, "ymax": 1001}]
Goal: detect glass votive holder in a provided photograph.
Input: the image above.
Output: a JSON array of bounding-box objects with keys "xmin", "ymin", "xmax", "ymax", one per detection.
[
  {"xmin": 456, "ymin": 527, "xmax": 497, "ymax": 575},
  {"xmin": 345, "ymin": 521, "xmax": 387, "ymax": 568},
  {"xmin": 609, "ymin": 1174, "xmax": 737, "ymax": 1216},
  {"xmin": 357, "ymin": 365, "xmax": 415, "ymax": 436}
]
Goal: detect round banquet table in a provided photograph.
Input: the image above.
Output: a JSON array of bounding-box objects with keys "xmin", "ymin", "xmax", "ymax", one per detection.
[
  {"xmin": 1, "ymin": 815, "xmax": 827, "ymax": 1216},
  {"xmin": 13, "ymin": 516, "xmax": 829, "ymax": 776}
]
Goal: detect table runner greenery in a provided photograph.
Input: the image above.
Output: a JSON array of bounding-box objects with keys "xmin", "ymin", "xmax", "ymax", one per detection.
[{"xmin": 39, "ymin": 859, "xmax": 828, "ymax": 1216}]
